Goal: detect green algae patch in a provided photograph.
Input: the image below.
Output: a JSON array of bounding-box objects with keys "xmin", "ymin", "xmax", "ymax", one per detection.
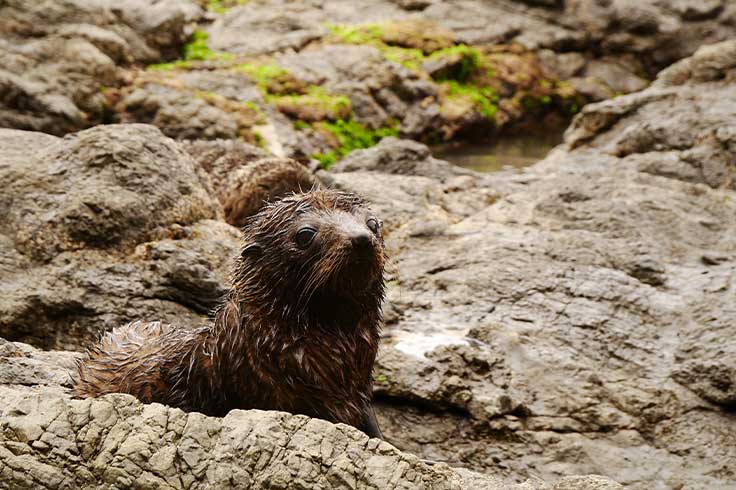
[
  {"xmin": 325, "ymin": 20, "xmax": 457, "ymax": 70},
  {"xmin": 383, "ymin": 46, "xmax": 426, "ymax": 70},
  {"xmin": 235, "ymin": 63, "xmax": 306, "ymax": 95},
  {"xmin": 428, "ymin": 44, "xmax": 483, "ymax": 83},
  {"xmin": 327, "ymin": 19, "xmax": 454, "ymax": 55},
  {"xmin": 268, "ymin": 86, "xmax": 352, "ymax": 122},
  {"xmin": 147, "ymin": 30, "xmax": 232, "ymax": 70},
  {"xmin": 313, "ymin": 119, "xmax": 399, "ymax": 169},
  {"xmin": 327, "ymin": 23, "xmax": 385, "ymax": 45},
  {"xmin": 184, "ymin": 31, "xmax": 233, "ymax": 62},
  {"xmin": 441, "ymin": 80, "xmax": 498, "ymax": 120},
  {"xmin": 148, "ymin": 60, "xmax": 194, "ymax": 71}
]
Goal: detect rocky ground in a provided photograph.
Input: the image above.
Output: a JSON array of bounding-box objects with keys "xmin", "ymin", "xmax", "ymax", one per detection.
[
  {"xmin": 1, "ymin": 1, "xmax": 735, "ymax": 489},
  {"xmin": 3, "ymin": 0, "xmax": 734, "ymax": 166}
]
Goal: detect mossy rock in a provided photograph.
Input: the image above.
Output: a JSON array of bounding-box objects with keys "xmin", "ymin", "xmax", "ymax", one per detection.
[
  {"xmin": 308, "ymin": 119, "xmax": 400, "ymax": 168},
  {"xmin": 269, "ymin": 87, "xmax": 352, "ymax": 122},
  {"xmin": 235, "ymin": 63, "xmax": 308, "ymax": 95},
  {"xmin": 379, "ymin": 19, "xmax": 455, "ymax": 54}
]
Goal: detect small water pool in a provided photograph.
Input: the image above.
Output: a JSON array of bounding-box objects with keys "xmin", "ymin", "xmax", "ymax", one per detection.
[{"xmin": 435, "ymin": 129, "xmax": 565, "ymax": 173}]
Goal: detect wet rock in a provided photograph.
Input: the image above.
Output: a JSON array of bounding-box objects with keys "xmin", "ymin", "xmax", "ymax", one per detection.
[
  {"xmin": 379, "ymin": 18, "xmax": 456, "ymax": 54},
  {"xmin": 207, "ymin": 0, "xmax": 404, "ymax": 55},
  {"xmin": 565, "ymin": 40, "xmax": 736, "ymax": 190},
  {"xmin": 331, "ymin": 137, "xmax": 474, "ymax": 180},
  {"xmin": 183, "ymin": 138, "xmax": 268, "ymax": 183},
  {"xmin": 583, "ymin": 60, "xmax": 649, "ymax": 94},
  {"xmin": 0, "ymin": 124, "xmax": 239, "ymax": 350},
  {"xmin": 277, "ymin": 44, "xmax": 418, "ymax": 130},
  {"xmin": 0, "ymin": 334, "xmax": 621, "ymax": 490},
  {"xmin": 120, "ymin": 83, "xmax": 242, "ymax": 139},
  {"xmin": 326, "ymin": 41, "xmax": 736, "ymax": 489},
  {"xmin": 117, "ymin": 72, "xmax": 263, "ymax": 142}
]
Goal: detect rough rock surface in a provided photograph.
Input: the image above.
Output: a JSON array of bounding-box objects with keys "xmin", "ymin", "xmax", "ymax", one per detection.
[
  {"xmin": 325, "ymin": 41, "xmax": 736, "ymax": 489},
  {"xmin": 0, "ymin": 0, "xmax": 202, "ymax": 134},
  {"xmin": 209, "ymin": 0, "xmax": 736, "ymax": 76},
  {"xmin": 0, "ymin": 339, "xmax": 621, "ymax": 490},
  {"xmin": 0, "ymin": 10, "xmax": 734, "ymax": 489},
  {"xmin": 0, "ymin": 124, "xmax": 240, "ymax": 350}
]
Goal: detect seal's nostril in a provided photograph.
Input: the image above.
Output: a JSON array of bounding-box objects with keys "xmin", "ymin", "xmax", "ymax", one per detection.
[{"xmin": 352, "ymin": 232, "xmax": 372, "ymax": 249}]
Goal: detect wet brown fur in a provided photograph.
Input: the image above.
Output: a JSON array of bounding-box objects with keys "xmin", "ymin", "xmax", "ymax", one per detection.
[{"xmin": 73, "ymin": 189, "xmax": 386, "ymax": 434}]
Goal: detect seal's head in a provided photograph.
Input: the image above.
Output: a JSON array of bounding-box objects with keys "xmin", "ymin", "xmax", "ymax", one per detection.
[{"xmin": 233, "ymin": 189, "xmax": 386, "ymax": 325}]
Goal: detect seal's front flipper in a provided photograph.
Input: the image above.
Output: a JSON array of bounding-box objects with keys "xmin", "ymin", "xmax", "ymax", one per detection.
[{"xmin": 361, "ymin": 405, "xmax": 384, "ymax": 439}]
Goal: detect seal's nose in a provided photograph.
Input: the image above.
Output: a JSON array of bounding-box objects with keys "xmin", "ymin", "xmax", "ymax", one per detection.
[{"xmin": 351, "ymin": 232, "xmax": 373, "ymax": 250}]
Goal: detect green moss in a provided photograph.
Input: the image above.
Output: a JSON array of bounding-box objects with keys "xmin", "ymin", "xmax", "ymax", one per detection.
[
  {"xmin": 442, "ymin": 80, "xmax": 497, "ymax": 119},
  {"xmin": 376, "ymin": 374, "xmax": 389, "ymax": 383},
  {"xmin": 326, "ymin": 23, "xmax": 384, "ymax": 45},
  {"xmin": 314, "ymin": 151, "xmax": 339, "ymax": 168},
  {"xmin": 243, "ymin": 100, "xmax": 259, "ymax": 111},
  {"xmin": 148, "ymin": 60, "xmax": 194, "ymax": 71},
  {"xmin": 315, "ymin": 119, "xmax": 400, "ymax": 169},
  {"xmin": 520, "ymin": 92, "xmax": 554, "ymax": 111},
  {"xmin": 235, "ymin": 63, "xmax": 295, "ymax": 93},
  {"xmin": 149, "ymin": 30, "xmax": 231, "ymax": 69},
  {"xmin": 429, "ymin": 44, "xmax": 481, "ymax": 83},
  {"xmin": 293, "ymin": 120, "xmax": 311, "ymax": 130},
  {"xmin": 327, "ymin": 23, "xmax": 431, "ymax": 71},
  {"xmin": 268, "ymin": 86, "xmax": 351, "ymax": 121},
  {"xmin": 383, "ymin": 46, "xmax": 426, "ymax": 70},
  {"xmin": 184, "ymin": 30, "xmax": 232, "ymax": 61},
  {"xmin": 206, "ymin": 0, "xmax": 227, "ymax": 13},
  {"xmin": 252, "ymin": 129, "xmax": 265, "ymax": 148}
]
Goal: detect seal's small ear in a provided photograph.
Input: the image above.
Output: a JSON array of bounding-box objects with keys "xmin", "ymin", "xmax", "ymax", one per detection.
[{"xmin": 241, "ymin": 243, "xmax": 263, "ymax": 258}]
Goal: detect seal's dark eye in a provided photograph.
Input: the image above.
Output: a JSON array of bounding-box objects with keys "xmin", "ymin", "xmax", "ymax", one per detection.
[
  {"xmin": 366, "ymin": 218, "xmax": 380, "ymax": 234},
  {"xmin": 295, "ymin": 226, "xmax": 317, "ymax": 248}
]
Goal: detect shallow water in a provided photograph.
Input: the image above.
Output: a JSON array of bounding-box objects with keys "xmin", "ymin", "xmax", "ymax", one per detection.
[{"xmin": 435, "ymin": 130, "xmax": 565, "ymax": 173}]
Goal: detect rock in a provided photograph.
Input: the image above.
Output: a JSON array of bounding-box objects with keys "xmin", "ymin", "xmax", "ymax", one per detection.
[
  {"xmin": 331, "ymin": 137, "xmax": 474, "ymax": 180},
  {"xmin": 379, "ymin": 18, "xmax": 456, "ymax": 54},
  {"xmin": 0, "ymin": 385, "xmax": 624, "ymax": 490},
  {"xmin": 207, "ymin": 0, "xmax": 404, "ymax": 56},
  {"xmin": 0, "ymin": 0, "xmax": 202, "ymax": 134},
  {"xmin": 276, "ymin": 44, "xmax": 419, "ymax": 130},
  {"xmin": 0, "ymin": 338, "xmax": 79, "ymax": 393},
  {"xmin": 183, "ymin": 138, "xmax": 268, "ymax": 184},
  {"xmin": 583, "ymin": 59, "xmax": 649, "ymax": 94},
  {"xmin": 117, "ymin": 72, "xmax": 262, "ymax": 142},
  {"xmin": 325, "ymin": 41, "xmax": 736, "ymax": 489},
  {"xmin": 0, "ymin": 124, "xmax": 240, "ymax": 350},
  {"xmin": 565, "ymin": 40, "xmax": 736, "ymax": 190}
]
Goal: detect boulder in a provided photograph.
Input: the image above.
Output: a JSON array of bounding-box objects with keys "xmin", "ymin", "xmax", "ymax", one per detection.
[{"xmin": 0, "ymin": 124, "xmax": 239, "ymax": 351}]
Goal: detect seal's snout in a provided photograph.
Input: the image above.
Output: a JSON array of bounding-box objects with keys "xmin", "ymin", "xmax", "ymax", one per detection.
[{"xmin": 351, "ymin": 231, "xmax": 373, "ymax": 250}]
